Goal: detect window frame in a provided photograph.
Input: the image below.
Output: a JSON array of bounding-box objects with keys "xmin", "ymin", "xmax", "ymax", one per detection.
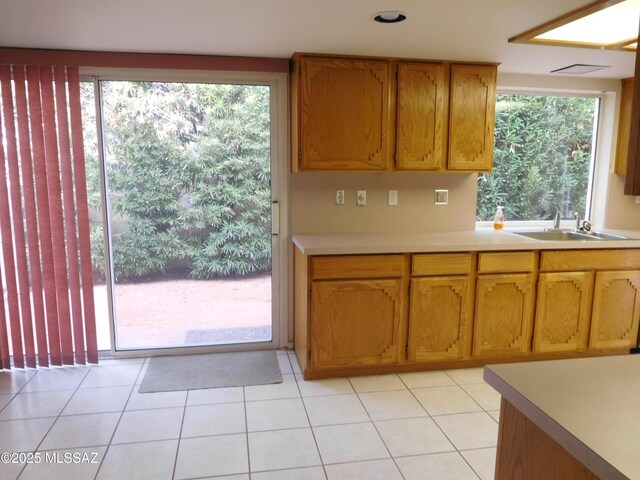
[
  {"xmin": 80, "ymin": 67, "xmax": 290, "ymax": 357},
  {"xmin": 476, "ymin": 86, "xmax": 605, "ymax": 229}
]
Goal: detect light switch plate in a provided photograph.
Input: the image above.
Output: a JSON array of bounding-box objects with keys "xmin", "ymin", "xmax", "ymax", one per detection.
[
  {"xmin": 388, "ymin": 190, "xmax": 398, "ymax": 206},
  {"xmin": 335, "ymin": 189, "xmax": 345, "ymax": 205},
  {"xmin": 356, "ymin": 190, "xmax": 367, "ymax": 206},
  {"xmin": 435, "ymin": 189, "xmax": 448, "ymax": 205},
  {"xmin": 635, "ymin": 196, "xmax": 640, "ymax": 205}
]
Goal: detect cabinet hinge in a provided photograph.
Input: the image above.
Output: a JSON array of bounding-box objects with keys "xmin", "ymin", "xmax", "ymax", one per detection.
[
  {"xmin": 308, "ymin": 350, "xmax": 311, "ymax": 360},
  {"xmin": 308, "ymin": 288, "xmax": 312, "ymax": 300},
  {"xmin": 298, "ymin": 151, "xmax": 302, "ymax": 161},
  {"xmin": 530, "ymin": 336, "xmax": 534, "ymax": 351}
]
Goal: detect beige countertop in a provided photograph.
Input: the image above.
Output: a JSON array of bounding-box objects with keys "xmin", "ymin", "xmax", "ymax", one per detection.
[
  {"xmin": 484, "ymin": 356, "xmax": 640, "ymax": 480},
  {"xmin": 292, "ymin": 228, "xmax": 640, "ymax": 255}
]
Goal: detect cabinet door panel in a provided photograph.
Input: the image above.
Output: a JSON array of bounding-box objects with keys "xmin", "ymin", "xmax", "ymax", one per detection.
[
  {"xmin": 311, "ymin": 279, "xmax": 402, "ymax": 368},
  {"xmin": 300, "ymin": 57, "xmax": 393, "ymax": 170},
  {"xmin": 534, "ymin": 272, "xmax": 593, "ymax": 353},
  {"xmin": 409, "ymin": 276, "xmax": 472, "ymax": 362},
  {"xmin": 448, "ymin": 64, "xmax": 496, "ymax": 171},
  {"xmin": 590, "ymin": 270, "xmax": 640, "ymax": 350},
  {"xmin": 474, "ymin": 274, "xmax": 534, "ymax": 356},
  {"xmin": 396, "ymin": 62, "xmax": 445, "ymax": 170}
]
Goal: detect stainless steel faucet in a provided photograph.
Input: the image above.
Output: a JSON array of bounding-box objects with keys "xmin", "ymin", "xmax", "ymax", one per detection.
[{"xmin": 553, "ymin": 211, "xmax": 561, "ymax": 229}]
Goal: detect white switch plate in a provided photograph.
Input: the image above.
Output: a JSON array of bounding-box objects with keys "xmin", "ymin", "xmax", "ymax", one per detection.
[
  {"xmin": 435, "ymin": 189, "xmax": 448, "ymax": 205},
  {"xmin": 635, "ymin": 196, "xmax": 640, "ymax": 204},
  {"xmin": 356, "ymin": 190, "xmax": 367, "ymax": 206},
  {"xmin": 335, "ymin": 189, "xmax": 345, "ymax": 205},
  {"xmin": 388, "ymin": 190, "xmax": 398, "ymax": 206}
]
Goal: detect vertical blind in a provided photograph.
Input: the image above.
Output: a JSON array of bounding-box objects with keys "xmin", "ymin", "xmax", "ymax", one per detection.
[{"xmin": 0, "ymin": 64, "xmax": 97, "ymax": 368}]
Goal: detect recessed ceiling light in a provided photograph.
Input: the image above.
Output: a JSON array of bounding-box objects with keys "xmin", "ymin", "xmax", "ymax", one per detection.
[
  {"xmin": 373, "ymin": 11, "xmax": 407, "ymax": 23},
  {"xmin": 551, "ymin": 64, "xmax": 611, "ymax": 74}
]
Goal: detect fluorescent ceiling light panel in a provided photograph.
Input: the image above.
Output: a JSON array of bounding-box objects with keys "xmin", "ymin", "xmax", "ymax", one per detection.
[
  {"xmin": 551, "ymin": 64, "xmax": 610, "ymax": 74},
  {"xmin": 534, "ymin": 0, "xmax": 640, "ymax": 46},
  {"xmin": 510, "ymin": 0, "xmax": 639, "ymax": 50}
]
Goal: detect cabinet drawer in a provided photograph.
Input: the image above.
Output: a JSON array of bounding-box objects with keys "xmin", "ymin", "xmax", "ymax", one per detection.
[
  {"xmin": 540, "ymin": 249, "xmax": 640, "ymax": 271},
  {"xmin": 478, "ymin": 251, "xmax": 535, "ymax": 273},
  {"xmin": 311, "ymin": 255, "xmax": 404, "ymax": 280},
  {"xmin": 412, "ymin": 253, "xmax": 471, "ymax": 276}
]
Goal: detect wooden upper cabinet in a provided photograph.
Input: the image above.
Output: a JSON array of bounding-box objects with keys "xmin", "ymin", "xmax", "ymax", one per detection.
[
  {"xmin": 296, "ymin": 56, "xmax": 394, "ymax": 171},
  {"xmin": 615, "ymin": 77, "xmax": 634, "ymax": 175},
  {"xmin": 291, "ymin": 54, "xmax": 498, "ymax": 173},
  {"xmin": 396, "ymin": 62, "xmax": 446, "ymax": 170},
  {"xmin": 447, "ymin": 64, "xmax": 497, "ymax": 172}
]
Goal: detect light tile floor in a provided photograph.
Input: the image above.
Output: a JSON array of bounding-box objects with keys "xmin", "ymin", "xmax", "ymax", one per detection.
[{"xmin": 0, "ymin": 351, "xmax": 500, "ymax": 479}]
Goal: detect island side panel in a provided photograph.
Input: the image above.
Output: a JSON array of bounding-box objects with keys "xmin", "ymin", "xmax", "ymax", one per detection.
[
  {"xmin": 495, "ymin": 398, "xmax": 600, "ymax": 480},
  {"xmin": 294, "ymin": 246, "xmax": 309, "ymax": 373}
]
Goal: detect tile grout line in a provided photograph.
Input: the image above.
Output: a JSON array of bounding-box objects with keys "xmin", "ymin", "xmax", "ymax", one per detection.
[
  {"xmin": 242, "ymin": 384, "xmax": 252, "ymax": 478},
  {"xmin": 171, "ymin": 374, "xmax": 189, "ymax": 480},
  {"xmin": 294, "ymin": 367, "xmax": 328, "ymax": 480},
  {"xmin": 400, "ymin": 371, "xmax": 486, "ymax": 478},
  {"xmin": 14, "ymin": 365, "xmax": 94, "ymax": 479},
  {"xmin": 348, "ymin": 375, "xmax": 407, "ymax": 480},
  {"xmin": 92, "ymin": 362, "xmax": 142, "ymax": 480},
  {"xmin": 13, "ymin": 364, "xmax": 93, "ymax": 480}
]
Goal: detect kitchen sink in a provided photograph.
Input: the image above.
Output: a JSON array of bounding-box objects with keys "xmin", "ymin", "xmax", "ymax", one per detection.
[{"xmin": 510, "ymin": 229, "xmax": 632, "ymax": 242}]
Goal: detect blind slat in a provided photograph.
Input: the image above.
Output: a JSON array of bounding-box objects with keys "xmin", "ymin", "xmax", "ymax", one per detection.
[
  {"xmin": 13, "ymin": 66, "xmax": 49, "ymax": 367},
  {"xmin": 0, "ymin": 66, "xmax": 36, "ymax": 368},
  {"xmin": 67, "ymin": 68, "xmax": 98, "ymax": 364},
  {"xmin": 0, "ymin": 68, "xmax": 24, "ymax": 367},
  {"xmin": 0, "ymin": 112, "xmax": 12, "ymax": 369},
  {"xmin": 26, "ymin": 66, "xmax": 62, "ymax": 366},
  {"xmin": 54, "ymin": 66, "xmax": 86, "ymax": 364},
  {"xmin": 39, "ymin": 66, "xmax": 74, "ymax": 365}
]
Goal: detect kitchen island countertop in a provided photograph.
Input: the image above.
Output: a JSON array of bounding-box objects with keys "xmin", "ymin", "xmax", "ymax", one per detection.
[{"xmin": 485, "ymin": 355, "xmax": 640, "ymax": 480}]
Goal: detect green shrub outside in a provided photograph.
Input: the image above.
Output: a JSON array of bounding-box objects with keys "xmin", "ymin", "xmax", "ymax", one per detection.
[
  {"xmin": 82, "ymin": 82, "xmax": 271, "ymax": 281},
  {"xmin": 477, "ymin": 94, "xmax": 597, "ymax": 222}
]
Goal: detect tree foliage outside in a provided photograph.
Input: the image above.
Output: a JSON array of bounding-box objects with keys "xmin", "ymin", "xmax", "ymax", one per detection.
[
  {"xmin": 477, "ymin": 94, "xmax": 598, "ymax": 222},
  {"xmin": 81, "ymin": 81, "xmax": 272, "ymax": 281}
]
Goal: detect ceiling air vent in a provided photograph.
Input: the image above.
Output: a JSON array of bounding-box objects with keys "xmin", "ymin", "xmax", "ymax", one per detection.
[{"xmin": 551, "ymin": 64, "xmax": 611, "ymax": 74}]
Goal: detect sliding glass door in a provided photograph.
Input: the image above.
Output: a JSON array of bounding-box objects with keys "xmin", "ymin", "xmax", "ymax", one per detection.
[{"xmin": 96, "ymin": 79, "xmax": 275, "ymax": 351}]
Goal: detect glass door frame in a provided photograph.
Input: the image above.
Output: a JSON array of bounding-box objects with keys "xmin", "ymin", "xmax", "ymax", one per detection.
[{"xmin": 87, "ymin": 68, "xmax": 289, "ymax": 357}]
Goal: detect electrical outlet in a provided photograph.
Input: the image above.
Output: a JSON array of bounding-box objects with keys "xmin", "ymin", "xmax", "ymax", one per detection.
[
  {"xmin": 356, "ymin": 190, "xmax": 367, "ymax": 206},
  {"xmin": 635, "ymin": 196, "xmax": 640, "ymax": 205},
  {"xmin": 388, "ymin": 190, "xmax": 398, "ymax": 206},
  {"xmin": 335, "ymin": 189, "xmax": 345, "ymax": 205},
  {"xmin": 435, "ymin": 189, "xmax": 448, "ymax": 205}
]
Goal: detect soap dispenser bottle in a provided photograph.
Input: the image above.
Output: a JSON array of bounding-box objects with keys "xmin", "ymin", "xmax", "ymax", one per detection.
[{"xmin": 493, "ymin": 206, "xmax": 504, "ymax": 230}]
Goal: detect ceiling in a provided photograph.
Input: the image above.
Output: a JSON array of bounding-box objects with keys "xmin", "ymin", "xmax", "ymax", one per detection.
[{"xmin": 0, "ymin": 0, "xmax": 635, "ymax": 79}]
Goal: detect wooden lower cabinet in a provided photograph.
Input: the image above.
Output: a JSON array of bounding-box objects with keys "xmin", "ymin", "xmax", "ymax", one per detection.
[
  {"xmin": 310, "ymin": 279, "xmax": 403, "ymax": 368},
  {"xmin": 295, "ymin": 248, "xmax": 640, "ymax": 379},
  {"xmin": 590, "ymin": 270, "xmax": 640, "ymax": 349},
  {"xmin": 408, "ymin": 276, "xmax": 473, "ymax": 362},
  {"xmin": 474, "ymin": 274, "xmax": 535, "ymax": 357},
  {"xmin": 533, "ymin": 272, "xmax": 593, "ymax": 353}
]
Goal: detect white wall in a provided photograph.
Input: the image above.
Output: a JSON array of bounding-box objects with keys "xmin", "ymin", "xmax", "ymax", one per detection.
[
  {"xmin": 289, "ymin": 72, "xmax": 639, "ymax": 235},
  {"xmin": 290, "ymin": 172, "xmax": 477, "ymax": 234}
]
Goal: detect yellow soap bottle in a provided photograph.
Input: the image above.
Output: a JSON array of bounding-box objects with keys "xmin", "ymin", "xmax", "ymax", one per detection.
[{"xmin": 493, "ymin": 206, "xmax": 504, "ymax": 230}]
